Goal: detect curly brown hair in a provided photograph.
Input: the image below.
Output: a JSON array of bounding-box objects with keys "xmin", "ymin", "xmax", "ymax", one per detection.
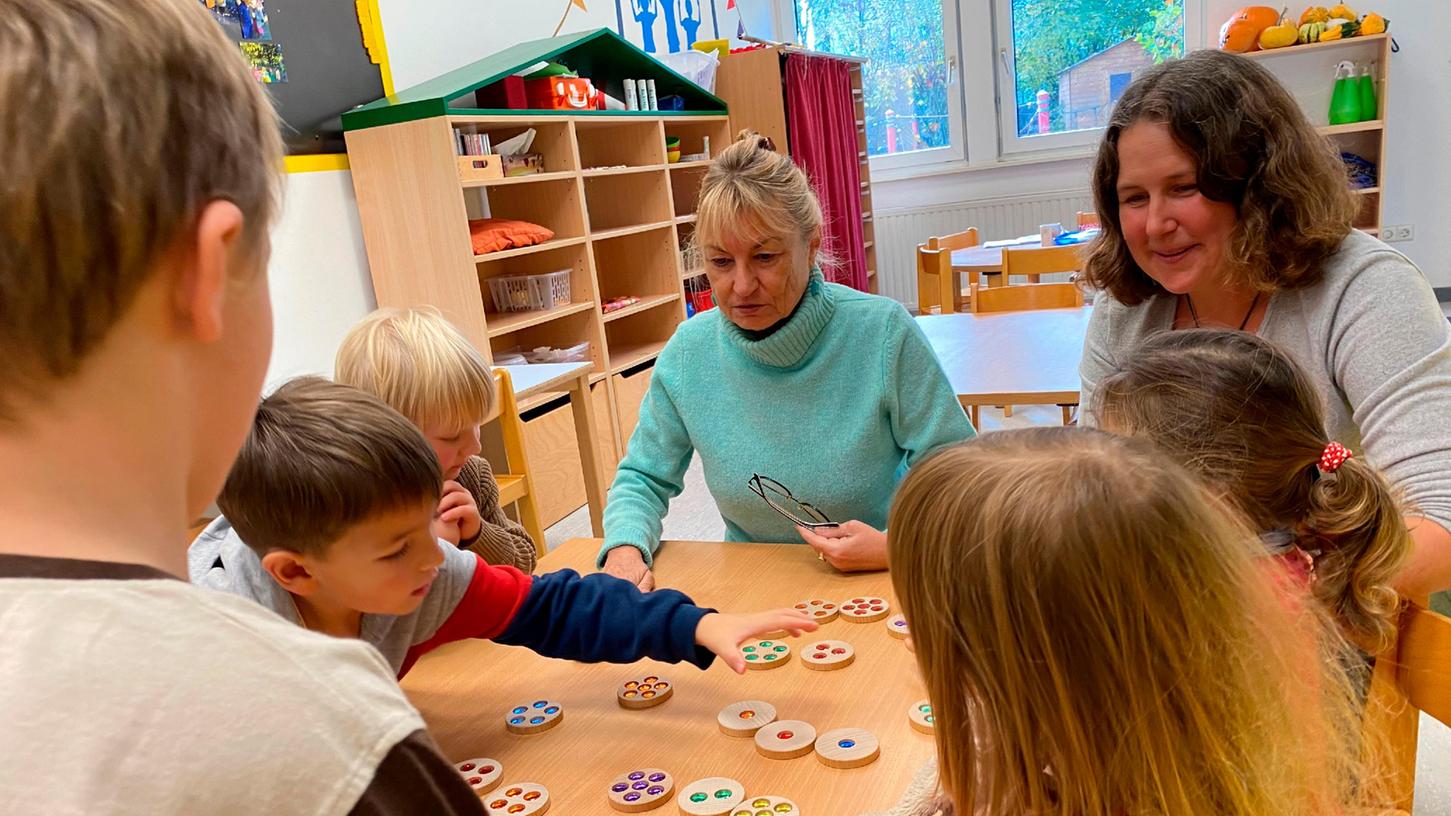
[{"xmin": 1082, "ymin": 50, "xmax": 1359, "ymax": 305}]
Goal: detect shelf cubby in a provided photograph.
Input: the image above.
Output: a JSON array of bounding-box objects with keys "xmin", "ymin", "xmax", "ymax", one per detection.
[
  {"xmin": 448, "ymin": 119, "xmax": 577, "ymax": 174},
  {"xmin": 583, "ymin": 169, "xmax": 671, "ymax": 233},
  {"xmin": 592, "ymin": 225, "xmax": 684, "ymax": 301},
  {"xmin": 576, "ymin": 120, "xmax": 666, "ymax": 169},
  {"xmin": 465, "ymin": 176, "xmax": 587, "ymax": 248}
]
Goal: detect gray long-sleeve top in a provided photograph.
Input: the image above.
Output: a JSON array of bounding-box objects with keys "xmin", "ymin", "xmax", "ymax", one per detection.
[{"xmin": 1080, "ymin": 229, "xmax": 1451, "ymax": 540}]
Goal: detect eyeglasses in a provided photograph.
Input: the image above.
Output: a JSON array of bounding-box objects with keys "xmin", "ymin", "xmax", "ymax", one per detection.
[{"xmin": 747, "ymin": 474, "xmax": 839, "ymax": 530}]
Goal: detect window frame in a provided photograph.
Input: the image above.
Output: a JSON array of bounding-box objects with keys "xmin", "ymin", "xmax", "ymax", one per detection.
[{"xmin": 779, "ymin": 0, "xmax": 968, "ymax": 172}]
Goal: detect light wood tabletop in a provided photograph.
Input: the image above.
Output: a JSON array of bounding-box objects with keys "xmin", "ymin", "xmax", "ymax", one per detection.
[
  {"xmin": 400, "ymin": 537, "xmax": 932, "ymax": 815},
  {"xmin": 948, "ymin": 239, "xmax": 1044, "ymax": 275},
  {"xmin": 917, "ymin": 305, "xmax": 1092, "ymax": 405}
]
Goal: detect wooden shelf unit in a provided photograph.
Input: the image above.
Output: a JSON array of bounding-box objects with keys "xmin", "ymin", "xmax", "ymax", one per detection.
[{"xmin": 1246, "ymin": 34, "xmax": 1392, "ymax": 235}]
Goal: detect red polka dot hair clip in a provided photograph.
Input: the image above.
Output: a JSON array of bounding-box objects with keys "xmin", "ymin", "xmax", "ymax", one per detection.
[{"xmin": 1317, "ymin": 442, "xmax": 1352, "ymax": 477}]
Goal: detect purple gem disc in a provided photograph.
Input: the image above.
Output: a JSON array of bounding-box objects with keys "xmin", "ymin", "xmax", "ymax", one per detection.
[
  {"xmin": 648, "ymin": 773, "xmax": 665, "ymax": 782},
  {"xmin": 647, "ymin": 786, "xmax": 664, "ymax": 795},
  {"xmin": 624, "ymin": 793, "xmax": 641, "ymax": 802},
  {"xmin": 611, "ymin": 783, "xmax": 628, "ymax": 792},
  {"xmin": 632, "ymin": 781, "xmax": 648, "ymax": 790},
  {"xmin": 628, "ymin": 771, "xmax": 644, "ymax": 781}
]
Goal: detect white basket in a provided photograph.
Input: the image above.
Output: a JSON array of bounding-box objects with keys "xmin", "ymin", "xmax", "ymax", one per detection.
[{"xmin": 487, "ymin": 269, "xmax": 572, "ymax": 313}]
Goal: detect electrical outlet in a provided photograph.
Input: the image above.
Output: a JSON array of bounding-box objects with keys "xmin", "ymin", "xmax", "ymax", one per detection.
[{"xmin": 1382, "ymin": 224, "xmax": 1415, "ymax": 242}]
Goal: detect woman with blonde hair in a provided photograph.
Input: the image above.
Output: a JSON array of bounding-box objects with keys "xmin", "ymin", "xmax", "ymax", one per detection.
[
  {"xmin": 1076, "ymin": 49, "xmax": 1451, "ymax": 611},
  {"xmin": 598, "ymin": 132, "xmax": 972, "ymax": 590},
  {"xmin": 1095, "ymin": 329, "xmax": 1408, "ymax": 653},
  {"xmin": 883, "ymin": 428, "xmax": 1380, "ymax": 816}
]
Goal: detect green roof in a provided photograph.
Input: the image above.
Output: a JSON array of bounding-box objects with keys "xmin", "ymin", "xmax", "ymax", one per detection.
[{"xmin": 342, "ymin": 28, "xmax": 726, "ymax": 131}]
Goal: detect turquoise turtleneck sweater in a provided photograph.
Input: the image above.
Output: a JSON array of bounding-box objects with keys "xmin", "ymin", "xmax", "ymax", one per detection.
[{"xmin": 599, "ymin": 270, "xmax": 976, "ymax": 566}]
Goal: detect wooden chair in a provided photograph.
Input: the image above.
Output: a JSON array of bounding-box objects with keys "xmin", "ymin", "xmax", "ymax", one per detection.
[
  {"xmin": 966, "ymin": 280, "xmax": 1084, "ymax": 426},
  {"xmin": 915, "ymin": 227, "xmax": 979, "ymax": 314},
  {"xmin": 1000, "ymin": 244, "xmax": 1083, "ymax": 285},
  {"xmin": 489, "ymin": 368, "xmax": 547, "ymax": 556},
  {"xmin": 1361, "ymin": 603, "xmax": 1451, "ymax": 812},
  {"xmin": 1076, "ymin": 210, "xmax": 1099, "ymax": 228}
]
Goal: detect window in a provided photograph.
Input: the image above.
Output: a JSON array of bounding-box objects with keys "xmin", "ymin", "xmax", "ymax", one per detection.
[
  {"xmin": 996, "ymin": 0, "xmax": 1186, "ymax": 153},
  {"xmin": 791, "ymin": 0, "xmax": 963, "ymax": 168}
]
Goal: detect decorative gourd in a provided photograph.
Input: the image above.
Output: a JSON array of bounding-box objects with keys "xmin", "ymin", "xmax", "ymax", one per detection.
[
  {"xmin": 1259, "ymin": 15, "xmax": 1299, "ymax": 48},
  {"xmin": 1328, "ymin": 3, "xmax": 1356, "ymax": 18},
  {"xmin": 1319, "ymin": 18, "xmax": 1359, "ymax": 40},
  {"xmin": 1299, "ymin": 6, "xmax": 1329, "ymax": 24},
  {"xmin": 1360, "ymin": 12, "xmax": 1387, "ymax": 34},
  {"xmin": 1220, "ymin": 6, "xmax": 1282, "ymax": 51}
]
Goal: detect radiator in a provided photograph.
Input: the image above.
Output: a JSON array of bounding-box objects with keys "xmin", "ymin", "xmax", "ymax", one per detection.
[{"xmin": 873, "ymin": 190, "xmax": 1097, "ymax": 305}]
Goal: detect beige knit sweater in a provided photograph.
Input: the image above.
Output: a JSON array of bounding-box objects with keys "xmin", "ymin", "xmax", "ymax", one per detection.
[{"xmin": 456, "ymin": 455, "xmax": 537, "ymax": 573}]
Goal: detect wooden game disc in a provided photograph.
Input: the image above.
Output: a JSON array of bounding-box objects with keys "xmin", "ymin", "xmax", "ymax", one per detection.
[
  {"xmin": 754, "ymin": 719, "xmax": 817, "ymax": 759},
  {"xmin": 884, "ymin": 614, "xmax": 910, "ymax": 639},
  {"xmin": 608, "ymin": 768, "xmax": 674, "ymax": 812},
  {"xmin": 455, "ymin": 757, "xmax": 503, "ymax": 796},
  {"xmin": 792, "ymin": 598, "xmax": 840, "ymax": 624},
  {"xmin": 838, "ymin": 596, "xmax": 890, "ymax": 623},
  {"xmin": 799, "ymin": 639, "xmax": 855, "ymax": 671},
  {"xmin": 717, "ymin": 700, "xmax": 777, "ymax": 737},
  {"xmin": 484, "ymin": 782, "xmax": 551, "ymax": 815},
  {"xmin": 676, "ymin": 777, "xmax": 745, "ymax": 815},
  {"xmin": 814, "ymin": 727, "xmax": 880, "ymax": 769},
  {"xmin": 728, "ymin": 795, "xmax": 801, "ymax": 815},
  {"xmin": 618, "ymin": 674, "xmax": 674, "ymax": 709},
  {"xmin": 908, "ymin": 699, "xmax": 935, "ymax": 734},
  {"xmin": 504, "ymin": 700, "xmax": 564, "ymax": 735},
  {"xmin": 741, "ymin": 639, "xmax": 791, "ymax": 670}
]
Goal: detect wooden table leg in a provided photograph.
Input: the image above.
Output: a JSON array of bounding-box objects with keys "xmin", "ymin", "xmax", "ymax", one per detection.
[{"xmin": 567, "ymin": 372, "xmax": 607, "ymax": 537}]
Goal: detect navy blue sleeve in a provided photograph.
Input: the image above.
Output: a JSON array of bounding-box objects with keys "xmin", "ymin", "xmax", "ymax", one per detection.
[{"xmin": 494, "ymin": 569, "xmax": 717, "ymax": 669}]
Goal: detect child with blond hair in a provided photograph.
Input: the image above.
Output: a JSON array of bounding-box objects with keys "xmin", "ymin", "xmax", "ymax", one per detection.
[{"xmin": 336, "ymin": 306, "xmax": 537, "ymax": 571}]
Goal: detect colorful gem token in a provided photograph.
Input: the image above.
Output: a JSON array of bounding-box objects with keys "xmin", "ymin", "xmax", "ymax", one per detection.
[
  {"xmin": 814, "ymin": 727, "xmax": 880, "ymax": 769},
  {"xmin": 504, "ymin": 699, "xmax": 564, "ymax": 735},
  {"xmin": 728, "ymin": 795, "xmax": 799, "ymax": 815},
  {"xmin": 455, "ymin": 757, "xmax": 503, "ymax": 796},
  {"xmin": 484, "ymin": 782, "xmax": 551, "ymax": 815},
  {"xmin": 838, "ymin": 595, "xmax": 890, "ymax": 623},
  {"xmin": 800, "ymin": 639, "xmax": 855, "ymax": 671},
  {"xmin": 908, "ymin": 699, "xmax": 935, "ymax": 734},
  {"xmin": 717, "ymin": 699, "xmax": 778, "ymax": 737},
  {"xmin": 675, "ymin": 776, "xmax": 745, "ymax": 815},
  {"xmin": 885, "ymin": 614, "xmax": 910, "ymax": 639},
  {"xmin": 754, "ymin": 719, "xmax": 817, "ymax": 759},
  {"xmin": 792, "ymin": 598, "xmax": 840, "ymax": 624},
  {"xmin": 741, "ymin": 639, "xmax": 791, "ymax": 671},
  {"xmin": 617, "ymin": 674, "xmax": 673, "ymax": 710},
  {"xmin": 607, "ymin": 767, "xmax": 674, "ymax": 812}
]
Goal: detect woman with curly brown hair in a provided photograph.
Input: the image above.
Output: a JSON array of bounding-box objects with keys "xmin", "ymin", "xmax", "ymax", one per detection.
[{"xmin": 1078, "ymin": 49, "xmax": 1451, "ymax": 611}]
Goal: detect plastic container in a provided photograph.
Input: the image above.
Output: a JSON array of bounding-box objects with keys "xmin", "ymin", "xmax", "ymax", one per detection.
[
  {"xmin": 523, "ymin": 342, "xmax": 591, "ymax": 363},
  {"xmin": 493, "ymin": 350, "xmax": 528, "ymax": 366},
  {"xmin": 1328, "ymin": 61, "xmax": 1361, "ymax": 126},
  {"xmin": 486, "ymin": 269, "xmax": 572, "ymax": 313},
  {"xmin": 1357, "ymin": 63, "xmax": 1378, "ymax": 122}
]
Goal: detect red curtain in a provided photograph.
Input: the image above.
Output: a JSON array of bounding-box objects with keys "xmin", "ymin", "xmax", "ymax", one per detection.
[{"xmin": 784, "ymin": 54, "xmax": 869, "ymax": 292}]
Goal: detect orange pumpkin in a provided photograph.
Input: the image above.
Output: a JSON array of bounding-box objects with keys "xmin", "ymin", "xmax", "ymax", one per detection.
[{"xmin": 1219, "ymin": 6, "xmax": 1282, "ymax": 51}]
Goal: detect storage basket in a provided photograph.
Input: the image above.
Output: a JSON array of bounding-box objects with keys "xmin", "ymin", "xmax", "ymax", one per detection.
[{"xmin": 487, "ymin": 269, "xmax": 572, "ymax": 313}]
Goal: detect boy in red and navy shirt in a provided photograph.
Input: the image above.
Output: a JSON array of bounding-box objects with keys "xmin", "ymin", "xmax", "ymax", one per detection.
[{"xmin": 189, "ymin": 377, "xmax": 815, "ymax": 676}]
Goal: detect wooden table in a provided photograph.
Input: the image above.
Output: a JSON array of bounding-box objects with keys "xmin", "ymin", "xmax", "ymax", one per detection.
[
  {"xmin": 917, "ymin": 305, "xmax": 1093, "ymax": 424},
  {"xmin": 498, "ymin": 363, "xmax": 606, "ymax": 537},
  {"xmin": 401, "ymin": 538, "xmax": 931, "ymax": 814},
  {"xmin": 949, "ymin": 238, "xmax": 1046, "ymax": 276}
]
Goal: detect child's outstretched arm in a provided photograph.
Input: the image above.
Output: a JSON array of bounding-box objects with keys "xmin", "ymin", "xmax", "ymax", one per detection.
[{"xmin": 496, "ymin": 569, "xmax": 817, "ymax": 671}]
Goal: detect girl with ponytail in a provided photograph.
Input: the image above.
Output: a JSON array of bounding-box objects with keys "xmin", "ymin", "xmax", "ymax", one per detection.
[{"xmin": 1094, "ymin": 329, "xmax": 1408, "ymax": 652}]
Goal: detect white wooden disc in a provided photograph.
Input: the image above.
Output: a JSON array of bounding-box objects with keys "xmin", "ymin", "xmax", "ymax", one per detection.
[
  {"xmin": 908, "ymin": 699, "xmax": 935, "ymax": 734},
  {"xmin": 607, "ymin": 767, "xmax": 674, "ymax": 812},
  {"xmin": 754, "ymin": 719, "xmax": 817, "ymax": 759},
  {"xmin": 717, "ymin": 699, "xmax": 777, "ymax": 737},
  {"xmin": 791, "ymin": 598, "xmax": 841, "ymax": 624},
  {"xmin": 728, "ymin": 795, "xmax": 801, "ymax": 815},
  {"xmin": 675, "ymin": 776, "xmax": 745, "ymax": 814},
  {"xmin": 813, "ymin": 727, "xmax": 880, "ymax": 769},
  {"xmin": 799, "ymin": 639, "xmax": 855, "ymax": 671},
  {"xmin": 741, "ymin": 639, "xmax": 791, "ymax": 670},
  {"xmin": 838, "ymin": 596, "xmax": 890, "ymax": 623},
  {"xmin": 455, "ymin": 757, "xmax": 503, "ymax": 796},
  {"xmin": 484, "ymin": 782, "xmax": 551, "ymax": 815},
  {"xmin": 885, "ymin": 614, "xmax": 910, "ymax": 639},
  {"xmin": 618, "ymin": 674, "xmax": 674, "ymax": 709},
  {"xmin": 505, "ymin": 700, "xmax": 564, "ymax": 734}
]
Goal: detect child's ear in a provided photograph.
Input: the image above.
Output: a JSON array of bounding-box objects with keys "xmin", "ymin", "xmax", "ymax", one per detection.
[
  {"xmin": 170, "ymin": 199, "xmax": 246, "ymax": 344},
  {"xmin": 260, "ymin": 550, "xmax": 320, "ymax": 596}
]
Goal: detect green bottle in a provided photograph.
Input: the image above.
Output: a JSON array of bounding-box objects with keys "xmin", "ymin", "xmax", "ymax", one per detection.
[
  {"xmin": 1358, "ymin": 62, "xmax": 1379, "ymax": 122},
  {"xmin": 1329, "ymin": 60, "xmax": 1361, "ymax": 126}
]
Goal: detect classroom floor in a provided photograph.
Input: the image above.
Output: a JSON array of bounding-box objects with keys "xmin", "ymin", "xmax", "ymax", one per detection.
[{"xmin": 545, "ymin": 402, "xmax": 1451, "ymax": 814}]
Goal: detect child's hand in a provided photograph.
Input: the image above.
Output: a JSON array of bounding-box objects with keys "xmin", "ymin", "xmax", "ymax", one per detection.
[
  {"xmin": 695, "ymin": 610, "xmax": 819, "ymax": 673},
  {"xmin": 437, "ymin": 480, "xmax": 482, "ymax": 543}
]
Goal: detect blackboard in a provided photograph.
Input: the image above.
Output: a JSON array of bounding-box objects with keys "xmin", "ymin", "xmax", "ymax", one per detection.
[{"xmin": 203, "ymin": 0, "xmax": 388, "ymax": 156}]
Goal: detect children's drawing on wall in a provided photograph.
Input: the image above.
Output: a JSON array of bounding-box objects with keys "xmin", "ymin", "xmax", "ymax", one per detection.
[
  {"xmin": 199, "ymin": 0, "xmax": 271, "ymax": 41},
  {"xmin": 617, "ymin": 0, "xmax": 719, "ymax": 53},
  {"xmin": 239, "ymin": 41, "xmax": 287, "ymax": 83}
]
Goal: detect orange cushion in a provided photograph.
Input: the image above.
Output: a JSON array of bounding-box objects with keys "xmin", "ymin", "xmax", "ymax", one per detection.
[{"xmin": 468, "ymin": 218, "xmax": 555, "ymax": 255}]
